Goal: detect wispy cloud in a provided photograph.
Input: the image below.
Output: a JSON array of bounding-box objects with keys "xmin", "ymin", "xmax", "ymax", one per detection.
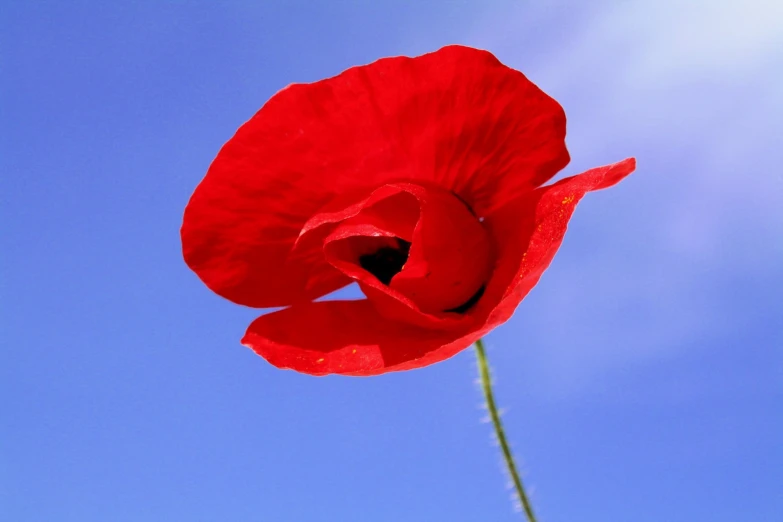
[{"xmin": 466, "ymin": 0, "xmax": 783, "ymax": 396}]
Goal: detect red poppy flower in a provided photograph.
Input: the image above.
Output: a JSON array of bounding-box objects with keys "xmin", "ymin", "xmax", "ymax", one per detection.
[{"xmin": 181, "ymin": 45, "xmax": 635, "ymax": 376}]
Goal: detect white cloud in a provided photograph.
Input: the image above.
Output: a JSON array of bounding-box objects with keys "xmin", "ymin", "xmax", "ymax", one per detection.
[
  {"xmin": 624, "ymin": 0, "xmax": 783, "ymax": 79},
  {"xmin": 472, "ymin": 0, "xmax": 783, "ymax": 79}
]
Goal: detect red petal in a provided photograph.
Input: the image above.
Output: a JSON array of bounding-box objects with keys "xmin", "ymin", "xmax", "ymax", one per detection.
[
  {"xmin": 477, "ymin": 158, "xmax": 637, "ymax": 329},
  {"xmin": 241, "ymin": 300, "xmax": 479, "ymax": 376},
  {"xmin": 182, "ymin": 45, "xmax": 568, "ymax": 307}
]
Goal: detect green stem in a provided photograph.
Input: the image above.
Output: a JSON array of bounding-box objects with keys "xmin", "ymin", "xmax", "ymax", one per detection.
[{"xmin": 475, "ymin": 338, "xmax": 538, "ymax": 522}]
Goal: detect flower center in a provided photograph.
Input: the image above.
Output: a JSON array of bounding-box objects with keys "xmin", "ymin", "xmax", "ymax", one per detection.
[
  {"xmin": 358, "ymin": 239, "xmax": 411, "ymax": 285},
  {"xmin": 309, "ymin": 182, "xmax": 494, "ymax": 317}
]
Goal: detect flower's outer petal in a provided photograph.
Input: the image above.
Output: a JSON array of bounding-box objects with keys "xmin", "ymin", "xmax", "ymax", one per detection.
[
  {"xmin": 476, "ymin": 158, "xmax": 638, "ymax": 330},
  {"xmin": 182, "ymin": 45, "xmax": 568, "ymax": 307},
  {"xmin": 241, "ymin": 300, "xmax": 478, "ymax": 376},
  {"xmin": 181, "ymin": 199, "xmax": 350, "ymax": 308}
]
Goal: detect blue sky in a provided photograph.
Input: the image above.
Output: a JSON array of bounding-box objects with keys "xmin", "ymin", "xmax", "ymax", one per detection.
[{"xmin": 2, "ymin": 1, "xmax": 781, "ymax": 521}]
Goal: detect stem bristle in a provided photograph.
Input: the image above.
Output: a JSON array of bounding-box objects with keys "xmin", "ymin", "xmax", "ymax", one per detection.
[{"xmin": 475, "ymin": 338, "xmax": 538, "ymax": 522}]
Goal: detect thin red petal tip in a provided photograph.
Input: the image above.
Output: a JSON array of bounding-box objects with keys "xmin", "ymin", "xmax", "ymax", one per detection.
[{"xmin": 594, "ymin": 157, "xmax": 637, "ymax": 190}]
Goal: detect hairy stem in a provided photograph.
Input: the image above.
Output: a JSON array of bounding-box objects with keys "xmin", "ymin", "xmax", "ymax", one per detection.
[{"xmin": 475, "ymin": 338, "xmax": 537, "ymax": 521}]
